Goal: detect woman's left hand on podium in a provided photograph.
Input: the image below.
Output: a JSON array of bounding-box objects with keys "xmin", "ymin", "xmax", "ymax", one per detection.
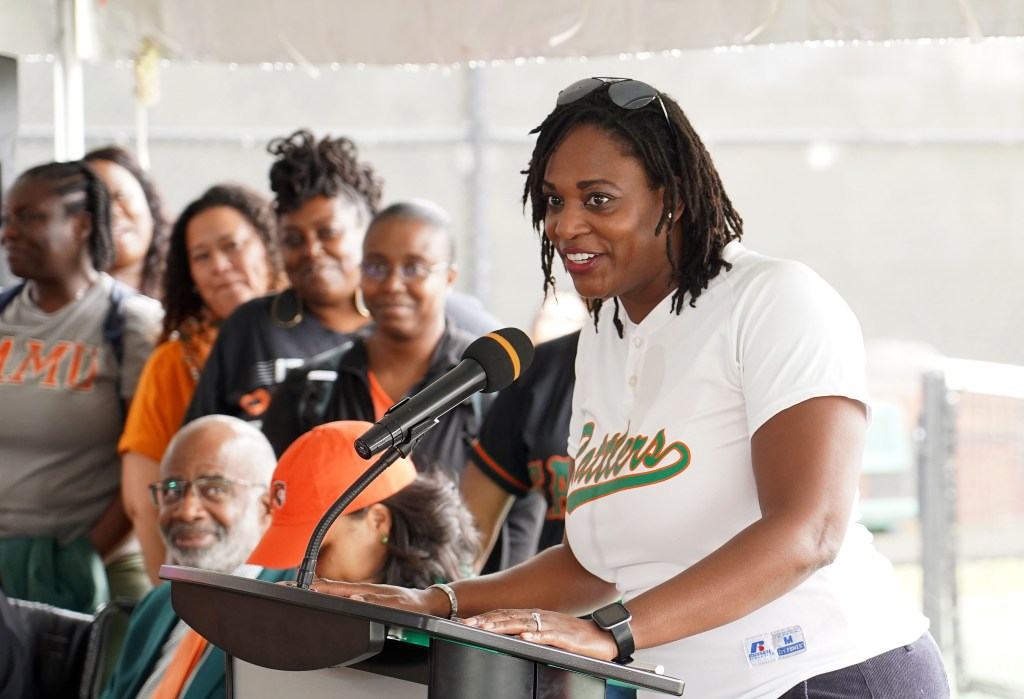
[{"xmin": 462, "ymin": 608, "xmax": 618, "ymax": 661}]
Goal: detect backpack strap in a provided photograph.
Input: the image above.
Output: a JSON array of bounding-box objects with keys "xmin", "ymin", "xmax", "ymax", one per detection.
[
  {"xmin": 1, "ymin": 280, "xmax": 134, "ymax": 363},
  {"xmin": 102, "ymin": 280, "xmax": 137, "ymax": 365},
  {"xmin": 0, "ymin": 282, "xmax": 27, "ymax": 313},
  {"xmin": 102, "ymin": 280, "xmax": 140, "ymax": 423}
]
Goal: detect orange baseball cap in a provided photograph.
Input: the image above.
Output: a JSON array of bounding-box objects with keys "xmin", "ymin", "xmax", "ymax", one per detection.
[{"xmin": 247, "ymin": 420, "xmax": 417, "ymax": 569}]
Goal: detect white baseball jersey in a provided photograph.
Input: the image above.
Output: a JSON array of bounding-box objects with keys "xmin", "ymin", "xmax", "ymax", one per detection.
[{"xmin": 566, "ymin": 242, "xmax": 927, "ymax": 699}]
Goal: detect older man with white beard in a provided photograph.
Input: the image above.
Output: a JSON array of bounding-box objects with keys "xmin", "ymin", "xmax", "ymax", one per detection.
[{"xmin": 102, "ymin": 415, "xmax": 285, "ymax": 699}]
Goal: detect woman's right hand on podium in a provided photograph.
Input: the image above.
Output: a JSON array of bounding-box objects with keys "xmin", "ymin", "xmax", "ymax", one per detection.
[{"xmin": 310, "ymin": 579, "xmax": 455, "ymax": 619}]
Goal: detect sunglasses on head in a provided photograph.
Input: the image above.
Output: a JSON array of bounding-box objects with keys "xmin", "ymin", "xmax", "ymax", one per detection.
[{"xmin": 556, "ymin": 77, "xmax": 670, "ymax": 125}]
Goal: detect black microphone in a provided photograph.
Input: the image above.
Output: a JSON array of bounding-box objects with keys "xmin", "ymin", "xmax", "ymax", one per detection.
[{"xmin": 354, "ymin": 327, "xmax": 535, "ymax": 459}]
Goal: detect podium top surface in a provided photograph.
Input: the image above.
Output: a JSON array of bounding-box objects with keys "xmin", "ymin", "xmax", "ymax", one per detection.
[{"xmin": 162, "ymin": 565, "xmax": 684, "ymax": 696}]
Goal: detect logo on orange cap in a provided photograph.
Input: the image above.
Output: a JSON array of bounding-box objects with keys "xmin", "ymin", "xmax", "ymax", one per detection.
[{"xmin": 247, "ymin": 420, "xmax": 417, "ymax": 570}]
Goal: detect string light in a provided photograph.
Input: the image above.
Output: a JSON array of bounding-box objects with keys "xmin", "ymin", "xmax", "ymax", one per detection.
[{"xmin": 17, "ymin": 35, "xmax": 1023, "ymax": 73}]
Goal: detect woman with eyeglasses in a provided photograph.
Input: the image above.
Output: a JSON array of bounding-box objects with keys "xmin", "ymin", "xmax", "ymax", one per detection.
[
  {"xmin": 84, "ymin": 146, "xmax": 171, "ymax": 299},
  {"xmin": 0, "ymin": 160, "xmax": 162, "ymax": 613},
  {"xmin": 118, "ymin": 184, "xmax": 286, "ymax": 583},
  {"xmin": 185, "ymin": 129, "xmax": 500, "ymax": 427},
  {"xmin": 308, "ymin": 78, "xmax": 949, "ymax": 698},
  {"xmin": 260, "ymin": 200, "xmax": 487, "ymax": 485}
]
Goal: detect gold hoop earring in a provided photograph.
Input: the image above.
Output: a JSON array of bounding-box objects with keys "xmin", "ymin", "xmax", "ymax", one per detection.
[
  {"xmin": 271, "ymin": 288, "xmax": 303, "ymax": 328},
  {"xmin": 354, "ymin": 287, "xmax": 370, "ymax": 319}
]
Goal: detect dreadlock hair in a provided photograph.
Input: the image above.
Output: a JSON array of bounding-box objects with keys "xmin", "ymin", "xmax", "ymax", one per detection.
[
  {"xmin": 161, "ymin": 183, "xmax": 284, "ymax": 342},
  {"xmin": 266, "ymin": 129, "xmax": 383, "ymax": 239},
  {"xmin": 84, "ymin": 146, "xmax": 171, "ymax": 298},
  {"xmin": 15, "ymin": 160, "xmax": 116, "ymax": 272},
  {"xmin": 522, "ymin": 80, "xmax": 744, "ymax": 337},
  {"xmin": 356, "ymin": 471, "xmax": 476, "ymax": 588}
]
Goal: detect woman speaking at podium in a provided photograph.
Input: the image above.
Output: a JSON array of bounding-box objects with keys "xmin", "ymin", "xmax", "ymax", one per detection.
[{"xmin": 311, "ymin": 77, "xmax": 949, "ymax": 698}]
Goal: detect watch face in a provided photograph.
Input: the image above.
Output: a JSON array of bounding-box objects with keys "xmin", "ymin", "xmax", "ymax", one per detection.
[{"xmin": 593, "ymin": 603, "xmax": 631, "ymax": 628}]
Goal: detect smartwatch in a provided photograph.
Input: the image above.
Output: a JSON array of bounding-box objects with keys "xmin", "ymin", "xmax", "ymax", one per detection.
[{"xmin": 591, "ymin": 602, "xmax": 635, "ymax": 664}]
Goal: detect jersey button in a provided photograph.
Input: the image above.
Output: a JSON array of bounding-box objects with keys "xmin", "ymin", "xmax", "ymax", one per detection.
[
  {"xmin": 628, "ymin": 375, "xmax": 638, "ymax": 387},
  {"xmin": 632, "ymin": 337, "xmax": 644, "ymax": 348}
]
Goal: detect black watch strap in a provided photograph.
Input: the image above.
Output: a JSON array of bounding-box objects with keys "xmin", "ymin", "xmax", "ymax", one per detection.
[{"xmin": 607, "ymin": 621, "xmax": 635, "ymax": 663}]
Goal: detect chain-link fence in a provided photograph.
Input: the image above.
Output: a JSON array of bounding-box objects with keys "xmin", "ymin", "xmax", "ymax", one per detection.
[{"xmin": 919, "ymin": 361, "xmax": 1024, "ymax": 699}]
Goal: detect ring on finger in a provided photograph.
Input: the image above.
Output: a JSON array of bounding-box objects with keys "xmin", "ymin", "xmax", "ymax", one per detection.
[{"xmin": 531, "ymin": 611, "xmax": 543, "ymax": 632}]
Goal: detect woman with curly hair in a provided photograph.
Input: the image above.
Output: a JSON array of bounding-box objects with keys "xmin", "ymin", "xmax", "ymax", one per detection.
[
  {"xmin": 186, "ymin": 128, "xmax": 501, "ymax": 425},
  {"xmin": 248, "ymin": 420, "xmax": 476, "ymax": 588},
  {"xmin": 84, "ymin": 146, "xmax": 171, "ymax": 299},
  {"xmin": 185, "ymin": 129, "xmax": 381, "ymax": 423},
  {"xmin": 118, "ymin": 183, "xmax": 285, "ymax": 582}
]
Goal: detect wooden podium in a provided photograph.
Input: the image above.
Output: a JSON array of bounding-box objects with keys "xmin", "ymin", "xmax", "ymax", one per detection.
[{"xmin": 162, "ymin": 565, "xmax": 684, "ymax": 698}]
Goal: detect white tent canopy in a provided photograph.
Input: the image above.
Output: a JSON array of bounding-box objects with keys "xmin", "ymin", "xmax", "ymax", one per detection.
[{"xmin": 3, "ymin": 0, "xmax": 1024, "ymax": 65}]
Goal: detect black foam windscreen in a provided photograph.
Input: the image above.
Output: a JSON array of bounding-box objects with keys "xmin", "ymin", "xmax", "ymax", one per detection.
[{"xmin": 462, "ymin": 327, "xmax": 535, "ymax": 393}]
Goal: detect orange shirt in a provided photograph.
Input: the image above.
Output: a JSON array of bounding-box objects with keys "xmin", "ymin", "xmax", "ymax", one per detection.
[
  {"xmin": 118, "ymin": 339, "xmax": 197, "ymax": 462},
  {"xmin": 366, "ymin": 370, "xmax": 395, "ymax": 419}
]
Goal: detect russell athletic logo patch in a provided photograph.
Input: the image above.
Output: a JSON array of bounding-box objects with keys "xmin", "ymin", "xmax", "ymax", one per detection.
[
  {"xmin": 744, "ymin": 635, "xmax": 776, "ymax": 666},
  {"xmin": 744, "ymin": 626, "xmax": 807, "ymax": 667},
  {"xmin": 566, "ymin": 421, "xmax": 690, "ymax": 513}
]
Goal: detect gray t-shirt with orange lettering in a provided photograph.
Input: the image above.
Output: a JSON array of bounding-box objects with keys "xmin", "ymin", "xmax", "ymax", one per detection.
[{"xmin": 0, "ymin": 273, "xmax": 162, "ymax": 543}]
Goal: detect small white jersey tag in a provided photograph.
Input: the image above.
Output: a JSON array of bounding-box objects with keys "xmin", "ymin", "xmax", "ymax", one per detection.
[
  {"xmin": 772, "ymin": 625, "xmax": 807, "ymax": 659},
  {"xmin": 744, "ymin": 625, "xmax": 808, "ymax": 667}
]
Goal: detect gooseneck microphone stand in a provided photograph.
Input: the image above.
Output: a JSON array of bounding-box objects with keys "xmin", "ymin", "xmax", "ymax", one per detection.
[{"xmin": 294, "ymin": 421, "xmax": 435, "ymax": 589}]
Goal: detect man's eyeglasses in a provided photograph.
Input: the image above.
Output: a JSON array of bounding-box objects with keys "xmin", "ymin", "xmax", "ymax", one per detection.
[
  {"xmin": 148, "ymin": 476, "xmax": 265, "ymax": 507},
  {"xmin": 555, "ymin": 77, "xmax": 670, "ymax": 126},
  {"xmin": 360, "ymin": 260, "xmax": 451, "ymax": 283}
]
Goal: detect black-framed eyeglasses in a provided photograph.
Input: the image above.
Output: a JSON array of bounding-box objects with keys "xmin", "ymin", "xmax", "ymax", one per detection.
[
  {"xmin": 359, "ymin": 260, "xmax": 451, "ymax": 283},
  {"xmin": 555, "ymin": 77, "xmax": 670, "ymax": 126},
  {"xmin": 148, "ymin": 476, "xmax": 265, "ymax": 507}
]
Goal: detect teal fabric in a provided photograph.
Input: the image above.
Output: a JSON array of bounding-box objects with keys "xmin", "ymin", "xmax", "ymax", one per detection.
[
  {"xmin": 0, "ymin": 536, "xmax": 109, "ymax": 613},
  {"xmin": 101, "ymin": 568, "xmax": 295, "ymax": 699},
  {"xmin": 98, "ymin": 553, "xmax": 153, "ymax": 694}
]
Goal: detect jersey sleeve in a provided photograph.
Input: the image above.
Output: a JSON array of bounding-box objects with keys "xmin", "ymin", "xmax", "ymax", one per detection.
[
  {"xmin": 732, "ymin": 260, "xmax": 870, "ymax": 435},
  {"xmin": 468, "ymin": 381, "xmax": 533, "ymax": 496}
]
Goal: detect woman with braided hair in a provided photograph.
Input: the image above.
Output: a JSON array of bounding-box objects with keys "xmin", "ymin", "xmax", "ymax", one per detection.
[
  {"xmin": 310, "ymin": 78, "xmax": 948, "ymax": 698},
  {"xmin": 0, "ymin": 160, "xmax": 162, "ymax": 612}
]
